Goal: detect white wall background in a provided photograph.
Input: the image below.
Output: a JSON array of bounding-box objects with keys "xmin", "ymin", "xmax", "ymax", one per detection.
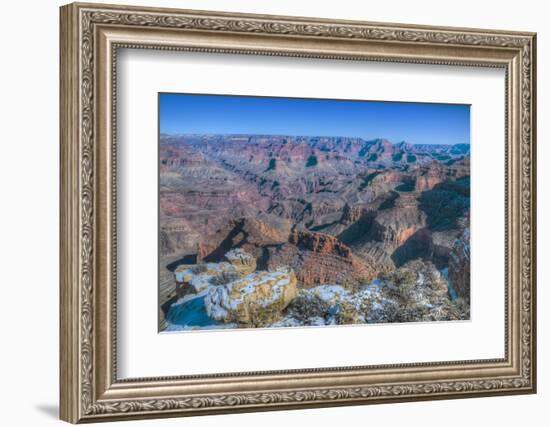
[{"xmin": 0, "ymin": 0, "xmax": 546, "ymax": 425}]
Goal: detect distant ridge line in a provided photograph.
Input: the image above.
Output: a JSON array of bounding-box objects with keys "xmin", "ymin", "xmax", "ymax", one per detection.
[{"xmin": 160, "ymin": 133, "xmax": 469, "ymax": 147}]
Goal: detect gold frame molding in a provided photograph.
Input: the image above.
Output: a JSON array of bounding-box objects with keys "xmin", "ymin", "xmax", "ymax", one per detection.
[{"xmin": 60, "ymin": 2, "xmax": 537, "ymax": 423}]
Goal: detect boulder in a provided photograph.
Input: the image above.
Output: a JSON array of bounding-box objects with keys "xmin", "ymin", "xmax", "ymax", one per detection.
[{"xmin": 204, "ymin": 268, "xmax": 297, "ymax": 326}]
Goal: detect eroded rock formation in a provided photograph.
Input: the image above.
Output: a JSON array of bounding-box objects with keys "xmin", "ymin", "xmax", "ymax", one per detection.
[
  {"xmin": 448, "ymin": 228, "xmax": 471, "ymax": 301},
  {"xmin": 160, "ymin": 133, "xmax": 471, "ymax": 330},
  {"xmin": 196, "ymin": 218, "xmax": 377, "ymax": 288},
  {"xmin": 205, "ymin": 267, "xmax": 297, "ymax": 326}
]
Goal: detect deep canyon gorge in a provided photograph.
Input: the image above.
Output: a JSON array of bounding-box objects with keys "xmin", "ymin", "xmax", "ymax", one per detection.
[{"xmin": 158, "ymin": 134, "xmax": 471, "ymax": 331}]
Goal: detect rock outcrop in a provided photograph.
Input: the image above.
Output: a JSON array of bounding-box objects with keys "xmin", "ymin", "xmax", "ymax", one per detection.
[
  {"xmin": 171, "ymin": 249, "xmax": 298, "ymax": 328},
  {"xmin": 224, "ymin": 248, "xmax": 257, "ymax": 275},
  {"xmin": 414, "ymin": 162, "xmax": 446, "ymax": 191},
  {"xmin": 272, "ymin": 229, "xmax": 377, "ymax": 287},
  {"xmin": 340, "ymin": 203, "xmax": 363, "ymax": 225},
  {"xmin": 274, "ymin": 260, "xmax": 468, "ymax": 328},
  {"xmin": 197, "ymin": 217, "xmax": 289, "ymax": 263},
  {"xmin": 448, "ymin": 228, "xmax": 470, "ymax": 301},
  {"xmin": 174, "ymin": 260, "xmax": 237, "ymax": 296},
  {"xmin": 205, "ymin": 267, "xmax": 297, "ymax": 326},
  {"xmin": 174, "ymin": 248, "xmax": 256, "ymax": 297},
  {"xmin": 197, "ymin": 218, "xmax": 377, "ymax": 288}
]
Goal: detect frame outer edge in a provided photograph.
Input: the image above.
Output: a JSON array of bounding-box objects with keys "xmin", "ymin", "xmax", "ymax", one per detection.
[
  {"xmin": 68, "ymin": 1, "xmax": 537, "ymax": 37},
  {"xmin": 59, "ymin": 2, "xmax": 537, "ymax": 422},
  {"xmin": 60, "ymin": 3, "xmax": 81, "ymax": 424},
  {"xmin": 529, "ymin": 33, "xmax": 537, "ymax": 393}
]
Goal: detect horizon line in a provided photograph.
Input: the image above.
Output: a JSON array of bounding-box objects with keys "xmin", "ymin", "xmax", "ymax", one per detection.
[{"xmin": 159, "ymin": 132, "xmax": 470, "ymax": 146}]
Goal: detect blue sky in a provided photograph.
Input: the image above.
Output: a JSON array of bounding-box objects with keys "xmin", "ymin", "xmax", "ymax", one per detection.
[{"xmin": 159, "ymin": 93, "xmax": 470, "ymax": 145}]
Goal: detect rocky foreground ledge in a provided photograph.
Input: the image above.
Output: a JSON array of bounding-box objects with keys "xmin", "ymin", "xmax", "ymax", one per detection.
[
  {"xmin": 165, "ymin": 248, "xmax": 469, "ymax": 331},
  {"xmin": 169, "ymin": 249, "xmax": 297, "ymax": 328}
]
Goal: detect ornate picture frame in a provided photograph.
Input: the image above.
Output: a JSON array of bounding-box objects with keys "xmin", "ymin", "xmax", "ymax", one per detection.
[{"xmin": 60, "ymin": 2, "xmax": 536, "ymax": 423}]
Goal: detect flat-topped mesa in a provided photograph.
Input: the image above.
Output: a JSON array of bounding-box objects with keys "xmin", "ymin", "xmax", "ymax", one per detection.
[{"xmin": 288, "ymin": 229, "xmax": 352, "ymax": 258}]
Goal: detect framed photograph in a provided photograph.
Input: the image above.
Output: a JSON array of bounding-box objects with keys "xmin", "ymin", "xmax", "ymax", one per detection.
[{"xmin": 60, "ymin": 2, "xmax": 537, "ymax": 423}]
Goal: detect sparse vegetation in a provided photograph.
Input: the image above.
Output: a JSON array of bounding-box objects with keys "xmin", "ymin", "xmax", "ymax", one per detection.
[
  {"xmin": 392, "ymin": 152, "xmax": 403, "ymax": 161},
  {"xmin": 335, "ymin": 300, "xmax": 362, "ymax": 325},
  {"xmin": 358, "ymin": 171, "xmax": 380, "ymax": 191},
  {"xmin": 306, "ymin": 155, "xmax": 318, "ymax": 167},
  {"xmin": 286, "ymin": 291, "xmax": 330, "ymax": 322},
  {"xmin": 244, "ymin": 299, "xmax": 286, "ymax": 328},
  {"xmin": 190, "ymin": 264, "xmax": 208, "ymax": 274},
  {"xmin": 395, "ymin": 180, "xmax": 415, "ymax": 192},
  {"xmin": 367, "ymin": 261, "xmax": 463, "ymax": 323},
  {"xmin": 208, "ymin": 271, "xmax": 241, "ymax": 286},
  {"xmin": 265, "ymin": 158, "xmax": 277, "ymax": 171}
]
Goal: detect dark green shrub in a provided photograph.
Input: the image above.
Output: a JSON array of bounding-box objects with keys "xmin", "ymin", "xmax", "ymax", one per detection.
[
  {"xmin": 392, "ymin": 153, "xmax": 403, "ymax": 162},
  {"xmin": 265, "ymin": 158, "xmax": 277, "ymax": 171},
  {"xmin": 306, "ymin": 155, "xmax": 318, "ymax": 167}
]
